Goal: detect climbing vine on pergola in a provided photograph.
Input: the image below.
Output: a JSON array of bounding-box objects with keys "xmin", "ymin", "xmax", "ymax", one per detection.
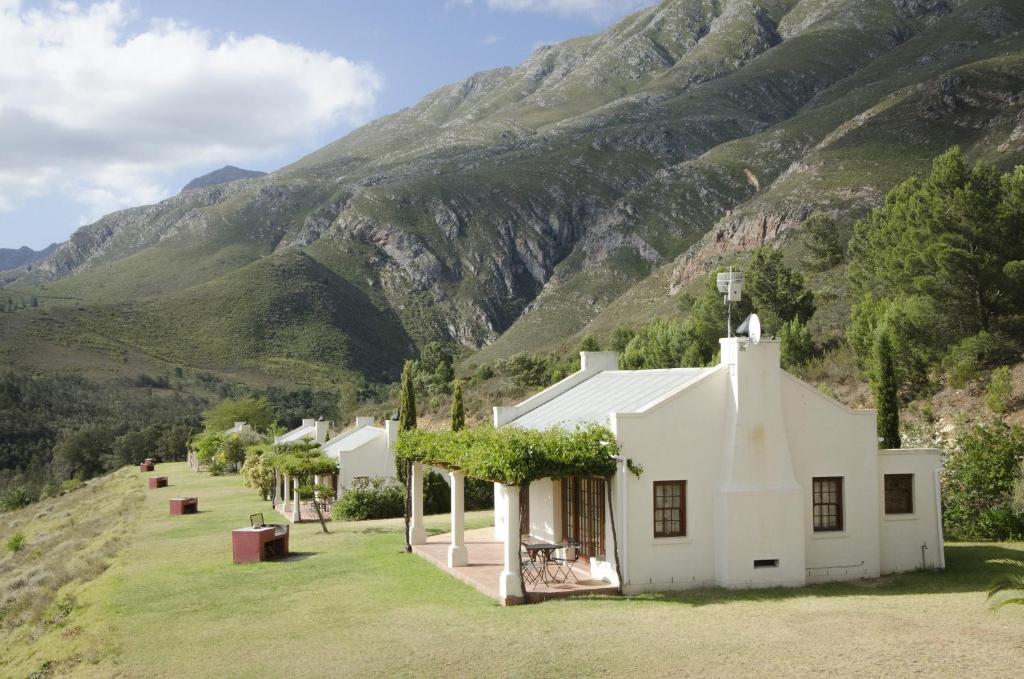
[
  {"xmin": 395, "ymin": 424, "xmax": 620, "ymax": 485},
  {"xmin": 397, "ymin": 424, "xmax": 633, "ymax": 601}
]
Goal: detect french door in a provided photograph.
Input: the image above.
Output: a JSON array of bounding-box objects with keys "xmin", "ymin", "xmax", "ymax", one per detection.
[{"xmin": 561, "ymin": 476, "xmax": 606, "ymax": 560}]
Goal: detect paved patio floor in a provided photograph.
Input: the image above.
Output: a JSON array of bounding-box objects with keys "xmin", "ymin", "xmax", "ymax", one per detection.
[{"xmin": 413, "ymin": 526, "xmax": 619, "ymax": 605}]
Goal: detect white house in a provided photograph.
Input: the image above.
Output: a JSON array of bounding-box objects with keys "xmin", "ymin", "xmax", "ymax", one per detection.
[
  {"xmin": 275, "ymin": 418, "xmax": 330, "ymax": 445},
  {"xmin": 409, "ymin": 335, "xmax": 944, "ymax": 602},
  {"xmin": 321, "ymin": 417, "xmax": 399, "ymax": 496}
]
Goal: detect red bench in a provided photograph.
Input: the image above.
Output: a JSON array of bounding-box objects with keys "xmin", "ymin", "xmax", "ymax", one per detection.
[
  {"xmin": 169, "ymin": 497, "xmax": 198, "ymax": 515},
  {"xmin": 148, "ymin": 476, "xmax": 168, "ymax": 489}
]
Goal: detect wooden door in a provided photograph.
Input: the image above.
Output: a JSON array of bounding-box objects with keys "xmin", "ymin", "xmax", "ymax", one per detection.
[{"xmin": 561, "ymin": 476, "xmax": 605, "ymax": 559}]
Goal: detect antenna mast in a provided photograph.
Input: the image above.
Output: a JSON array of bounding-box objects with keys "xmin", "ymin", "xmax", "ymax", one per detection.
[{"xmin": 716, "ymin": 268, "xmax": 743, "ymax": 338}]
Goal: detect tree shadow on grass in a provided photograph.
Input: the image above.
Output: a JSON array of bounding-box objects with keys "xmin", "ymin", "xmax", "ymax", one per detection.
[{"xmin": 581, "ymin": 544, "xmax": 1024, "ymax": 608}]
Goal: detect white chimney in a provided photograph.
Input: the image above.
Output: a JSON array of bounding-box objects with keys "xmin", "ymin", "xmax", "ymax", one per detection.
[
  {"xmin": 355, "ymin": 416, "xmax": 376, "ymax": 428},
  {"xmin": 314, "ymin": 420, "xmax": 329, "ymax": 444},
  {"xmin": 302, "ymin": 418, "xmax": 315, "ymax": 427},
  {"xmin": 580, "ymin": 351, "xmax": 619, "ymax": 372}
]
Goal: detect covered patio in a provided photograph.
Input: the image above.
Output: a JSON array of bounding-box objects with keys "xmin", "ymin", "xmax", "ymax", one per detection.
[
  {"xmin": 398, "ymin": 424, "xmax": 628, "ymax": 606},
  {"xmin": 412, "ymin": 526, "xmax": 618, "ymax": 603}
]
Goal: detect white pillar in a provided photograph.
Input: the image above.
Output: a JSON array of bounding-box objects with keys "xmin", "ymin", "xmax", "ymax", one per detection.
[
  {"xmin": 499, "ymin": 484, "xmax": 524, "ymax": 603},
  {"xmin": 448, "ymin": 471, "xmax": 468, "ymax": 567},
  {"xmin": 273, "ymin": 469, "xmax": 280, "ymax": 507},
  {"xmin": 409, "ymin": 462, "xmax": 427, "ymax": 545},
  {"xmin": 493, "ymin": 482, "xmax": 505, "ymax": 541},
  {"xmin": 291, "ymin": 477, "xmax": 300, "ymax": 522},
  {"xmin": 284, "ymin": 474, "xmax": 291, "ymax": 504}
]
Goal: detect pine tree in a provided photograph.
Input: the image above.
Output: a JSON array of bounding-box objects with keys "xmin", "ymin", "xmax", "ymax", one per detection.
[
  {"xmin": 450, "ymin": 380, "xmax": 465, "ymax": 431},
  {"xmin": 800, "ymin": 214, "xmax": 844, "ymax": 271},
  {"xmin": 398, "ymin": 360, "xmax": 417, "ymax": 432},
  {"xmin": 873, "ymin": 330, "xmax": 901, "ymax": 449}
]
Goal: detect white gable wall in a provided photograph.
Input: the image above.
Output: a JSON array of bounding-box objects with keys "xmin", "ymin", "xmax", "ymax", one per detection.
[
  {"xmin": 781, "ymin": 373, "xmax": 882, "ymax": 582},
  {"xmin": 611, "ymin": 367, "xmax": 729, "ymax": 590}
]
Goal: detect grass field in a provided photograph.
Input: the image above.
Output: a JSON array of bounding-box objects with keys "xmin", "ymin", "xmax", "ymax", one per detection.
[{"xmin": 2, "ymin": 463, "xmax": 1023, "ymax": 678}]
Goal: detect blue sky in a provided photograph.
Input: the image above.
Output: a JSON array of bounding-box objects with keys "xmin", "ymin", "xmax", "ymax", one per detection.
[{"xmin": 0, "ymin": 0, "xmax": 653, "ymax": 249}]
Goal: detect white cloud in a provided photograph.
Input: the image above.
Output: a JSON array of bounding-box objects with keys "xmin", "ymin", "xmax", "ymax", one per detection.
[
  {"xmin": 464, "ymin": 0, "xmax": 653, "ymax": 22},
  {"xmin": 0, "ymin": 1, "xmax": 382, "ymax": 223},
  {"xmin": 482, "ymin": 33, "xmax": 500, "ymax": 45}
]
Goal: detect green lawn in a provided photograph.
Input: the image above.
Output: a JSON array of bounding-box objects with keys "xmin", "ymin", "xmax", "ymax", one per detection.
[{"xmin": 3, "ymin": 463, "xmax": 1023, "ymax": 678}]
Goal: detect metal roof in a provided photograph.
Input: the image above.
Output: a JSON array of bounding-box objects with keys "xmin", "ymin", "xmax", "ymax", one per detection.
[
  {"xmin": 322, "ymin": 426, "xmax": 383, "ymax": 458},
  {"xmin": 277, "ymin": 424, "xmax": 316, "ymax": 444},
  {"xmin": 509, "ymin": 368, "xmax": 711, "ymax": 431}
]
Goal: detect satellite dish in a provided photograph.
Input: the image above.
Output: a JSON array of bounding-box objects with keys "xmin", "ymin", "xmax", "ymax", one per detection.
[
  {"xmin": 748, "ymin": 314, "xmax": 761, "ymax": 344},
  {"xmin": 735, "ymin": 313, "xmax": 762, "ymax": 344}
]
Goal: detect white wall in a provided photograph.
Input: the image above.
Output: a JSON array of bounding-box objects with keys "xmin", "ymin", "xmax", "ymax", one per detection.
[
  {"xmin": 611, "ymin": 368, "xmax": 728, "ymax": 592},
  {"xmin": 781, "ymin": 373, "xmax": 882, "ymax": 582},
  {"xmin": 331, "ymin": 429, "xmax": 394, "ymax": 491},
  {"xmin": 878, "ymin": 449, "xmax": 944, "ymax": 573},
  {"xmin": 528, "ymin": 478, "xmax": 560, "ymax": 543}
]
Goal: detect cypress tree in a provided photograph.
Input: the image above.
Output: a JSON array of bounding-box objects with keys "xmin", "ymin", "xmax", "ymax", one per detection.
[
  {"xmin": 873, "ymin": 330, "xmax": 901, "ymax": 449},
  {"xmin": 398, "ymin": 359, "xmax": 416, "ymax": 552},
  {"xmin": 398, "ymin": 360, "xmax": 417, "ymax": 432},
  {"xmin": 450, "ymin": 380, "xmax": 465, "ymax": 432}
]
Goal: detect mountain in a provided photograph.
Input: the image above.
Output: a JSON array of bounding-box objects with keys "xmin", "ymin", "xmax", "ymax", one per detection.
[
  {"xmin": 182, "ymin": 166, "xmax": 267, "ymax": 192},
  {"xmin": 3, "ymin": 0, "xmax": 1024, "ymax": 389},
  {"xmin": 0, "ymin": 243, "xmax": 57, "ymax": 273}
]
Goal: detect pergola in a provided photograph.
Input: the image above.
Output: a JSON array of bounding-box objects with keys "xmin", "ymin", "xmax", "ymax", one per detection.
[
  {"xmin": 268, "ymin": 447, "xmax": 338, "ymax": 523},
  {"xmin": 396, "ymin": 425, "xmax": 625, "ymax": 603}
]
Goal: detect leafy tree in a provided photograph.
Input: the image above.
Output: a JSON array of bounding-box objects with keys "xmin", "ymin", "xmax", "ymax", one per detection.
[
  {"xmin": 986, "ymin": 366, "xmax": 1014, "ymax": 416},
  {"xmin": 746, "ymin": 247, "xmax": 815, "ymax": 334},
  {"xmin": 779, "ymin": 318, "xmax": 814, "ymax": 369},
  {"xmin": 398, "ymin": 360, "xmax": 417, "ymax": 432},
  {"xmin": 872, "ymin": 330, "xmax": 901, "ymax": 449},
  {"xmin": 621, "ymin": 319, "xmax": 688, "ymax": 369},
  {"xmin": 240, "ymin": 448, "xmax": 276, "ymax": 499},
  {"xmin": 51, "ymin": 426, "xmax": 113, "ymax": 480},
  {"xmin": 577, "ymin": 335, "xmax": 600, "ymax": 352},
  {"xmin": 218, "ymin": 435, "xmax": 247, "ymax": 470},
  {"xmin": 942, "ymin": 421, "xmax": 1024, "ymax": 540},
  {"xmin": 202, "ymin": 397, "xmax": 274, "ymax": 432},
  {"xmin": 451, "ymin": 380, "xmax": 465, "ymax": 432},
  {"xmin": 800, "ymin": 213, "xmax": 844, "ymax": 270},
  {"xmin": 609, "ymin": 324, "xmax": 635, "ymax": 353}
]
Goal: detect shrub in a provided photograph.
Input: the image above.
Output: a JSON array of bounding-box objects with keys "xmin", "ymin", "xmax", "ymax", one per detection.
[
  {"xmin": 986, "ymin": 366, "xmax": 1014, "ymax": 415},
  {"xmin": 779, "ymin": 318, "xmax": 814, "ymax": 369},
  {"xmin": 0, "ymin": 486, "xmax": 36, "ymax": 512},
  {"xmin": 332, "ymin": 478, "xmax": 405, "ymax": 520},
  {"xmin": 942, "ymin": 421, "xmax": 1024, "ymax": 540},
  {"xmin": 6, "ymin": 531, "xmax": 26, "ymax": 553},
  {"xmin": 465, "ymin": 477, "xmax": 493, "ymax": 511},
  {"xmin": 60, "ymin": 479, "xmax": 84, "ymax": 494},
  {"xmin": 943, "ymin": 331, "xmax": 1019, "ymax": 388}
]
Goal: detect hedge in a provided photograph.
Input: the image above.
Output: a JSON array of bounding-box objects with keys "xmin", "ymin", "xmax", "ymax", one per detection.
[{"xmin": 396, "ymin": 424, "xmax": 619, "ymax": 485}]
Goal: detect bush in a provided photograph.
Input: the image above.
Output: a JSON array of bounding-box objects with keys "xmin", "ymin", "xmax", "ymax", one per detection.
[
  {"xmin": 779, "ymin": 318, "xmax": 814, "ymax": 369},
  {"xmin": 6, "ymin": 531, "xmax": 26, "ymax": 553},
  {"xmin": 987, "ymin": 366, "xmax": 1014, "ymax": 415},
  {"xmin": 465, "ymin": 477, "xmax": 493, "ymax": 511},
  {"xmin": 942, "ymin": 421, "xmax": 1024, "ymax": 540},
  {"xmin": 0, "ymin": 486, "xmax": 36, "ymax": 511},
  {"xmin": 943, "ymin": 331, "xmax": 1019, "ymax": 389},
  {"xmin": 332, "ymin": 478, "xmax": 405, "ymax": 521}
]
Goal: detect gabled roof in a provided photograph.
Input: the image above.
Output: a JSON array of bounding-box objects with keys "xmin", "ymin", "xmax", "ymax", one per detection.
[
  {"xmin": 322, "ymin": 425, "xmax": 384, "ymax": 457},
  {"xmin": 509, "ymin": 368, "xmax": 711, "ymax": 430},
  {"xmin": 276, "ymin": 423, "xmax": 316, "ymax": 444}
]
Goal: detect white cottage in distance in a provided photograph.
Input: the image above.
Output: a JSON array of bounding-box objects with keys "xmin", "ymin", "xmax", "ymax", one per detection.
[
  {"xmin": 321, "ymin": 417, "xmax": 399, "ymax": 496},
  {"xmin": 275, "ymin": 418, "xmax": 330, "ymax": 445},
  {"xmin": 491, "ymin": 336, "xmax": 944, "ymax": 595}
]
